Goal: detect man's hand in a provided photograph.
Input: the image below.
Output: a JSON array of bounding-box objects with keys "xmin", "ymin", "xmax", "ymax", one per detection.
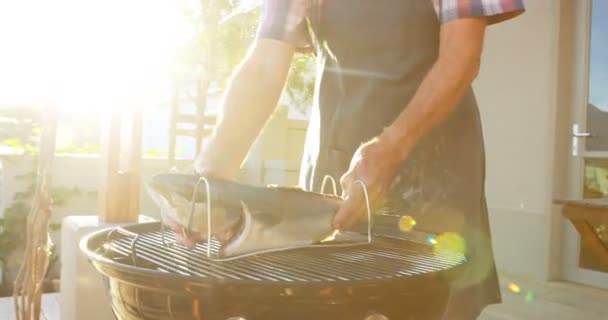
[
  {"xmin": 193, "ymin": 136, "xmax": 242, "ymax": 180},
  {"xmin": 334, "ymin": 133, "xmax": 407, "ymax": 231}
]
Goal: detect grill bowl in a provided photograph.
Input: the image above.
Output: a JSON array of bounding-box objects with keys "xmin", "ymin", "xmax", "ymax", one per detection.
[{"xmin": 81, "ymin": 222, "xmax": 466, "ymax": 320}]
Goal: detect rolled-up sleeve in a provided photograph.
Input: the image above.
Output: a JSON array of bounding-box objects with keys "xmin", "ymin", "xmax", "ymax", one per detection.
[
  {"xmin": 439, "ymin": 0, "xmax": 526, "ymax": 25},
  {"xmin": 256, "ymin": 0, "xmax": 312, "ymax": 50}
]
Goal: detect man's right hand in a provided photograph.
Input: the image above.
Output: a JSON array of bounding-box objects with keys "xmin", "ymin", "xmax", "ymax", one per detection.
[
  {"xmin": 161, "ymin": 137, "xmax": 239, "ymax": 249},
  {"xmin": 193, "ymin": 136, "xmax": 242, "ymax": 181}
]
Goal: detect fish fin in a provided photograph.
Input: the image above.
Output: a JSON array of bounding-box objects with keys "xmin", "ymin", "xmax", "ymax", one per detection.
[
  {"xmin": 251, "ymin": 213, "xmax": 280, "ymax": 227},
  {"xmin": 248, "ymin": 207, "xmax": 281, "ymax": 226},
  {"xmin": 221, "ymin": 201, "xmax": 255, "ymax": 256},
  {"xmin": 237, "ymin": 201, "xmax": 282, "ymax": 227}
]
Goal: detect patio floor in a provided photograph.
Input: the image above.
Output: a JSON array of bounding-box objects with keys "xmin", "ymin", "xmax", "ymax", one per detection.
[
  {"xmin": 0, "ymin": 293, "xmax": 59, "ymax": 320},
  {"xmin": 1, "ymin": 274, "xmax": 607, "ymax": 319},
  {"xmin": 480, "ymin": 274, "xmax": 608, "ymax": 320}
]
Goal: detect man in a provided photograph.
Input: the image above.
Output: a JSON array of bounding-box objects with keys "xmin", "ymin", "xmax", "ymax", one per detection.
[{"xmin": 174, "ymin": 0, "xmax": 525, "ymax": 318}]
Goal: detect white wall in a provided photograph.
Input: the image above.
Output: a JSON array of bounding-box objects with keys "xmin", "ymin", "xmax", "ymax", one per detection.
[{"xmin": 474, "ymin": 0, "xmax": 561, "ymax": 280}]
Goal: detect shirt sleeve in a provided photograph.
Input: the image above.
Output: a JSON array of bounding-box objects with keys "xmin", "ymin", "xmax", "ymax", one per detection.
[
  {"xmin": 439, "ymin": 0, "xmax": 526, "ymax": 25},
  {"xmin": 256, "ymin": 0, "xmax": 312, "ymax": 50}
]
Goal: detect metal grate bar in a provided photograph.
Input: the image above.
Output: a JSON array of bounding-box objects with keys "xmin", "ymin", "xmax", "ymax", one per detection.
[
  {"xmin": 369, "ymin": 246, "xmax": 463, "ymax": 269},
  {"xmin": 113, "ymin": 238, "xmax": 219, "ymax": 277},
  {"xmin": 150, "ymin": 232, "xmax": 390, "ymax": 282},
  {"xmin": 148, "ymin": 231, "xmax": 335, "ymax": 282},
  {"xmin": 144, "ymin": 232, "xmax": 307, "ymax": 282},
  {"xmin": 257, "ymin": 245, "xmax": 415, "ymax": 280},
  {"xmin": 121, "ymin": 235, "xmax": 263, "ymax": 280},
  {"xmin": 102, "ymin": 226, "xmax": 466, "ymax": 283},
  {"xmin": 333, "ymin": 245, "xmax": 456, "ymax": 271},
  {"xmin": 148, "ymin": 232, "xmax": 356, "ymax": 282},
  {"xmin": 242, "ymin": 238, "xmax": 464, "ymax": 278},
  {"xmin": 247, "ymin": 250, "xmax": 383, "ymax": 281},
  {"xmin": 109, "ymin": 242, "xmax": 189, "ymax": 276}
]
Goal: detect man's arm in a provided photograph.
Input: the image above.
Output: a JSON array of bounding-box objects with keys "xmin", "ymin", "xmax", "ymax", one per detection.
[
  {"xmin": 194, "ymin": 39, "xmax": 296, "ymax": 179},
  {"xmin": 335, "ymin": 18, "xmax": 487, "ymax": 229},
  {"xmin": 382, "ymin": 17, "xmax": 486, "ymax": 157}
]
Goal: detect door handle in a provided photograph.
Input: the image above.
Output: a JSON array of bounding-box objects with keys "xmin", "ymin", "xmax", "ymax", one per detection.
[
  {"xmin": 572, "ymin": 124, "xmax": 591, "ymax": 156},
  {"xmin": 572, "ymin": 124, "xmax": 592, "ymax": 138},
  {"xmin": 573, "ymin": 132, "xmax": 592, "ymax": 138}
]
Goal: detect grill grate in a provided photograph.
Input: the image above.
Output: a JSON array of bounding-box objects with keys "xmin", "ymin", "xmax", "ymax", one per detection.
[{"xmin": 103, "ymin": 227, "xmax": 466, "ymax": 283}]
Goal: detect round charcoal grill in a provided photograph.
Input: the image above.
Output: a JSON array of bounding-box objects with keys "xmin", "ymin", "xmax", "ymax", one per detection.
[{"xmin": 81, "ymin": 221, "xmax": 466, "ymax": 320}]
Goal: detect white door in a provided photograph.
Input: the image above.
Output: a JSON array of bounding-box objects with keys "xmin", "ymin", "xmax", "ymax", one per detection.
[{"xmin": 562, "ymin": 0, "xmax": 608, "ymax": 287}]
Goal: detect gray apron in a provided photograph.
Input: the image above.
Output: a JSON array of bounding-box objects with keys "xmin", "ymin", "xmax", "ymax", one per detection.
[{"xmin": 299, "ymin": 0, "xmax": 502, "ymax": 318}]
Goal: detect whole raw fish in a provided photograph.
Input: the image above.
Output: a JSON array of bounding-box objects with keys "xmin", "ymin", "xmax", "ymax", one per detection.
[{"xmin": 146, "ymin": 173, "xmax": 343, "ymax": 257}]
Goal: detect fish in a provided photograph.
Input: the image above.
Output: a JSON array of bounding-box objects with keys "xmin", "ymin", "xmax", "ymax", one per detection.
[{"xmin": 146, "ymin": 173, "xmax": 344, "ymax": 257}]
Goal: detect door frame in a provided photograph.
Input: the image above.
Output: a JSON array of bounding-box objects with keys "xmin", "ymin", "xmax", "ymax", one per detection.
[{"xmin": 558, "ymin": 0, "xmax": 608, "ymax": 287}]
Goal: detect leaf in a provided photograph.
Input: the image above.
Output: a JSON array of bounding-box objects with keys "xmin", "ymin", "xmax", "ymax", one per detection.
[{"xmin": 2, "ymin": 138, "xmax": 22, "ymax": 148}]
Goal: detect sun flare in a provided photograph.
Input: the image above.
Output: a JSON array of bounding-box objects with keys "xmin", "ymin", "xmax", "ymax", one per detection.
[{"xmin": 0, "ymin": 0, "xmax": 194, "ymax": 113}]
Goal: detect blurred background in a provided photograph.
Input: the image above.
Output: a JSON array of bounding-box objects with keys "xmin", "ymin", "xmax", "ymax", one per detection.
[
  {"xmin": 0, "ymin": 0, "xmax": 315, "ymax": 296},
  {"xmin": 0, "ymin": 0, "xmax": 316, "ymax": 158}
]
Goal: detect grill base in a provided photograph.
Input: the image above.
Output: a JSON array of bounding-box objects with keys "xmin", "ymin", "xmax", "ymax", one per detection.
[
  {"xmin": 106, "ymin": 277, "xmax": 451, "ymax": 320},
  {"xmin": 82, "ymin": 222, "xmax": 466, "ymax": 320}
]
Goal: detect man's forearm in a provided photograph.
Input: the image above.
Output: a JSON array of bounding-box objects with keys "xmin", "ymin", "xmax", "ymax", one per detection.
[
  {"xmin": 197, "ymin": 40, "xmax": 295, "ymax": 177},
  {"xmin": 381, "ymin": 19, "xmax": 486, "ymax": 160}
]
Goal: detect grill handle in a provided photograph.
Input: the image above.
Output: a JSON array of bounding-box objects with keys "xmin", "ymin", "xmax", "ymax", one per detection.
[
  {"xmin": 320, "ymin": 175, "xmax": 373, "ymax": 244},
  {"xmin": 186, "ymin": 176, "xmax": 213, "ymax": 258},
  {"xmin": 320, "ymin": 174, "xmax": 339, "ymax": 196},
  {"xmin": 104, "ymin": 226, "xmax": 141, "ymax": 267},
  {"xmin": 354, "ymin": 179, "xmax": 373, "ymax": 245}
]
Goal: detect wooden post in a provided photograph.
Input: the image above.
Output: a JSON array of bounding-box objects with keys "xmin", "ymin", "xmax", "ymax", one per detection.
[
  {"xmin": 125, "ymin": 107, "xmax": 143, "ymax": 221},
  {"xmin": 13, "ymin": 106, "xmax": 58, "ymax": 320},
  {"xmin": 98, "ymin": 107, "xmax": 143, "ymax": 223}
]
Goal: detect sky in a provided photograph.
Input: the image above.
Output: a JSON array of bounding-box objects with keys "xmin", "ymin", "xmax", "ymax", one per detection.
[{"xmin": 589, "ymin": 0, "xmax": 608, "ymax": 112}]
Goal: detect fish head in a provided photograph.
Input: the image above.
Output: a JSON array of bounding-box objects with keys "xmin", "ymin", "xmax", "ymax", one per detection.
[{"xmin": 146, "ymin": 174, "xmax": 242, "ymax": 240}]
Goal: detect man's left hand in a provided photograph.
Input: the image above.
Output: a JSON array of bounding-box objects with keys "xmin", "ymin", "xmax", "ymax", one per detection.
[{"xmin": 334, "ymin": 133, "xmax": 410, "ymax": 231}]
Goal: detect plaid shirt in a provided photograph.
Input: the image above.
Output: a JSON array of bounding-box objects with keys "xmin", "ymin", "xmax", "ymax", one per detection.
[{"xmin": 258, "ymin": 0, "xmax": 525, "ymax": 48}]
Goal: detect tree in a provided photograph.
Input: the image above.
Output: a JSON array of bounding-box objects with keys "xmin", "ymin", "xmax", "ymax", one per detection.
[{"xmin": 174, "ymin": 0, "xmax": 315, "ymax": 117}]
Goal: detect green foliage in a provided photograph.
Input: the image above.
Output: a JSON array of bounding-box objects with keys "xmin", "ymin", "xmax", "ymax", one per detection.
[
  {"xmin": 0, "ymin": 168, "xmax": 77, "ymax": 295},
  {"xmin": 51, "ymin": 186, "xmax": 83, "ymax": 207},
  {"xmin": 0, "ymin": 202, "xmax": 28, "ymax": 263},
  {"xmin": 0, "ymin": 105, "xmax": 41, "ymax": 155},
  {"xmin": 286, "ymin": 53, "xmax": 316, "ymax": 114},
  {"xmin": 175, "ymin": 0, "xmax": 259, "ymax": 81},
  {"xmin": 55, "ymin": 143, "xmax": 101, "ymax": 155},
  {"xmin": 0, "ymin": 106, "xmax": 80, "ymax": 293},
  {"xmin": 175, "ymin": 0, "xmax": 315, "ymax": 115}
]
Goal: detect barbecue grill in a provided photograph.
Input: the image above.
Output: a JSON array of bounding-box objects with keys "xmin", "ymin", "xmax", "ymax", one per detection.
[{"xmin": 81, "ymin": 220, "xmax": 467, "ymax": 320}]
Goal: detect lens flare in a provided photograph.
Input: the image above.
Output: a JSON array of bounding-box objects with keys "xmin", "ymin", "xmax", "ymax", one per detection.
[
  {"xmin": 427, "ymin": 236, "xmax": 438, "ymax": 245},
  {"xmin": 321, "ymin": 230, "xmax": 340, "ymax": 242},
  {"xmin": 433, "ymin": 232, "xmax": 466, "ymax": 256},
  {"xmin": 508, "ymin": 282, "xmax": 521, "ymax": 294},
  {"xmin": 398, "ymin": 215, "xmax": 417, "ymax": 232},
  {"xmin": 365, "ymin": 313, "xmax": 389, "ymax": 320},
  {"xmin": 444, "ymin": 227, "xmax": 494, "ymax": 289},
  {"xmin": 525, "ymin": 291, "xmax": 535, "ymax": 302}
]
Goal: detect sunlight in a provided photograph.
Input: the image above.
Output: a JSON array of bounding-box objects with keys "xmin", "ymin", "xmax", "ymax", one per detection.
[{"xmin": 0, "ymin": 0, "xmax": 194, "ymax": 114}]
